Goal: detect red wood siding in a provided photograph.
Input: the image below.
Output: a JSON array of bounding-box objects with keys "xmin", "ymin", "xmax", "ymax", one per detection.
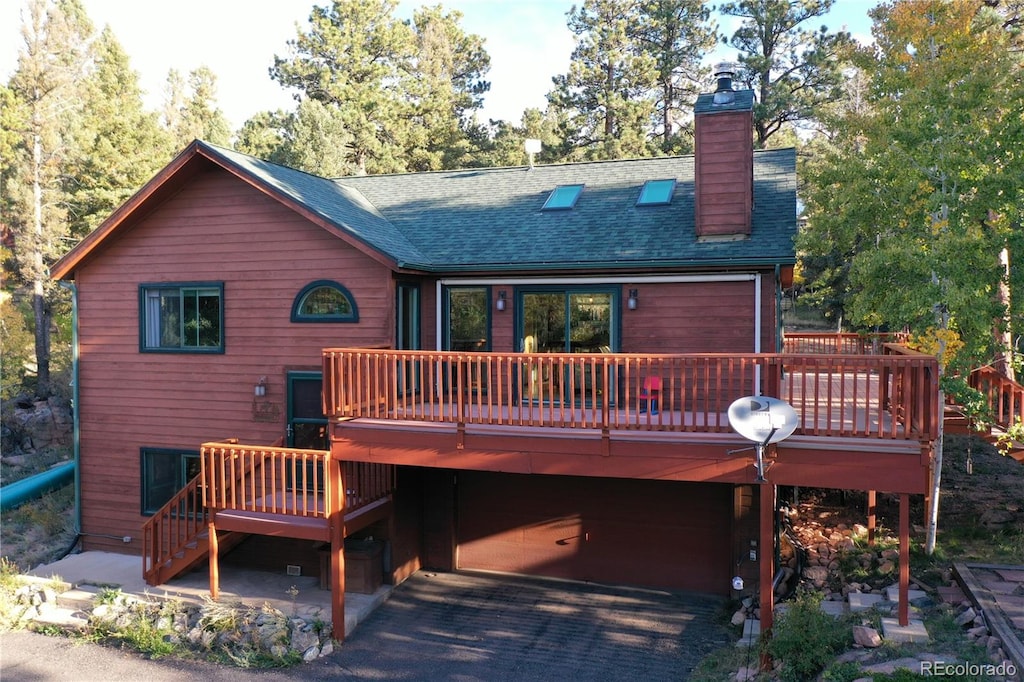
[
  {"xmin": 456, "ymin": 472, "xmax": 732, "ymax": 594},
  {"xmin": 73, "ymin": 167, "xmax": 394, "ymax": 551},
  {"xmin": 620, "ymin": 279, "xmax": 771, "ymax": 353},
  {"xmin": 480, "ymin": 278, "xmax": 776, "ymax": 356},
  {"xmin": 695, "ymin": 110, "xmax": 753, "ymax": 237}
]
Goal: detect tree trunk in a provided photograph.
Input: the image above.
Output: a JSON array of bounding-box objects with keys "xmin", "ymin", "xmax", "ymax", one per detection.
[
  {"xmin": 996, "ymin": 246, "xmax": 1014, "ymax": 382},
  {"xmin": 32, "ymin": 130, "xmax": 51, "ymax": 398},
  {"xmin": 925, "ymin": 297, "xmax": 949, "ymax": 556}
]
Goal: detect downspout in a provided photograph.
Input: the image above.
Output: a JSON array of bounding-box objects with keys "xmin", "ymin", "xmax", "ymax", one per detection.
[
  {"xmin": 435, "ymin": 280, "xmax": 443, "ymax": 350},
  {"xmin": 754, "ymin": 273, "xmax": 762, "ymax": 394},
  {"xmin": 58, "ymin": 281, "xmax": 81, "ymax": 538}
]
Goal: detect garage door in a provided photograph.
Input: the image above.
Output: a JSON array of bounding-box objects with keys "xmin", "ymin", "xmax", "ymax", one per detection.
[{"xmin": 456, "ymin": 472, "xmax": 732, "ymax": 594}]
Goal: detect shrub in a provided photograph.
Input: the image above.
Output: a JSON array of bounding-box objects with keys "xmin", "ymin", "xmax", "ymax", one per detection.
[{"xmin": 763, "ymin": 590, "xmax": 852, "ymax": 682}]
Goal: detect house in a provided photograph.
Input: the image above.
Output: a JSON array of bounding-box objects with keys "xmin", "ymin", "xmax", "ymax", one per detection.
[{"xmin": 50, "ymin": 70, "xmax": 938, "ymax": 641}]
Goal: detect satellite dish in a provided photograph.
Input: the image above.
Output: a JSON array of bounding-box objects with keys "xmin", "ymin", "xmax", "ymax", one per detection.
[
  {"xmin": 728, "ymin": 395, "xmax": 798, "ymax": 445},
  {"xmin": 727, "ymin": 395, "xmax": 798, "ymax": 483}
]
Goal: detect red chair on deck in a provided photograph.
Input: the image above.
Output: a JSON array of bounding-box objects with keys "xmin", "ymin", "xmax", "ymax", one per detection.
[{"xmin": 639, "ymin": 376, "xmax": 661, "ymax": 415}]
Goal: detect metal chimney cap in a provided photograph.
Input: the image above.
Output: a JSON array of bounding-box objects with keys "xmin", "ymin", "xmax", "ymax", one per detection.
[
  {"xmin": 713, "ymin": 61, "xmax": 737, "ymax": 78},
  {"xmin": 712, "ymin": 62, "xmax": 737, "ymax": 103}
]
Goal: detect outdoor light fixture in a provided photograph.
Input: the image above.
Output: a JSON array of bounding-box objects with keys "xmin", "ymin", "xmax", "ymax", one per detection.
[
  {"xmin": 627, "ymin": 289, "xmax": 638, "ymax": 310},
  {"xmin": 254, "ymin": 376, "xmax": 267, "ymax": 397},
  {"xmin": 496, "ymin": 290, "xmax": 507, "ymax": 311}
]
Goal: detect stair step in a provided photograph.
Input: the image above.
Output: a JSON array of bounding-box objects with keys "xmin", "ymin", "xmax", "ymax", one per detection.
[
  {"xmin": 31, "ymin": 605, "xmax": 90, "ymax": 632},
  {"xmin": 57, "ymin": 586, "xmax": 101, "ymax": 611}
]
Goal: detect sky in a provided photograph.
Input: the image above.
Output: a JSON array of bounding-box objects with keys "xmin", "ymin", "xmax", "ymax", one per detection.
[{"xmin": 0, "ymin": 0, "xmax": 876, "ymax": 131}]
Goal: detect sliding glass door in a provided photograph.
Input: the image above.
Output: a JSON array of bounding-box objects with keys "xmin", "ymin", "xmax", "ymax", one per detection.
[{"xmin": 519, "ymin": 288, "xmax": 617, "ymax": 405}]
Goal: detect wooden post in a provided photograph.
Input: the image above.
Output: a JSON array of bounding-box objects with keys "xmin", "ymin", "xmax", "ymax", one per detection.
[
  {"xmin": 899, "ymin": 493, "xmax": 910, "ymax": 626},
  {"xmin": 329, "ymin": 455, "xmax": 346, "ymax": 642},
  {"xmin": 866, "ymin": 490, "xmax": 876, "ymax": 547},
  {"xmin": 208, "ymin": 521, "xmax": 220, "ymax": 600},
  {"xmin": 759, "ymin": 483, "xmax": 775, "ymax": 634}
]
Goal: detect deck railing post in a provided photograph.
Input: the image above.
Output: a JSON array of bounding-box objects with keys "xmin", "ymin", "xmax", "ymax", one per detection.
[{"xmin": 329, "ymin": 454, "xmax": 346, "ymax": 642}]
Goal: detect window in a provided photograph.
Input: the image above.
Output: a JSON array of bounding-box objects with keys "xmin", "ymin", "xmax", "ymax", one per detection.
[
  {"xmin": 442, "ymin": 286, "xmax": 491, "ymax": 395},
  {"xmin": 444, "ymin": 287, "xmax": 490, "ymax": 352},
  {"xmin": 542, "ymin": 184, "xmax": 584, "ymax": 210},
  {"xmin": 140, "ymin": 283, "xmax": 223, "ymax": 352},
  {"xmin": 637, "ymin": 179, "xmax": 676, "ymax": 206},
  {"xmin": 141, "ymin": 448, "xmax": 200, "ymax": 515},
  {"xmin": 291, "ymin": 280, "xmax": 359, "ymax": 322}
]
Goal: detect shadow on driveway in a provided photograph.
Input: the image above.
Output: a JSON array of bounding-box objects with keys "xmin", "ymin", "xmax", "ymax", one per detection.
[{"xmin": 320, "ymin": 570, "xmax": 732, "ymax": 681}]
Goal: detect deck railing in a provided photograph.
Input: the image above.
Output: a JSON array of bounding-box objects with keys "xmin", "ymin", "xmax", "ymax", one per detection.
[
  {"xmin": 322, "ymin": 349, "xmax": 940, "ymax": 442},
  {"xmin": 200, "ymin": 443, "xmax": 394, "ymax": 518},
  {"xmin": 969, "ymin": 366, "xmax": 1024, "ymax": 433},
  {"xmin": 783, "ymin": 332, "xmax": 909, "ymax": 355}
]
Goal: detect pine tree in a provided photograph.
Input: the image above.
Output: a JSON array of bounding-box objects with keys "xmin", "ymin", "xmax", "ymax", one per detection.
[
  {"xmin": 402, "ymin": 5, "xmax": 491, "ymax": 171},
  {"xmin": 5, "ymin": 0, "xmax": 94, "ymax": 398},
  {"xmin": 635, "ymin": 0, "xmax": 717, "ymax": 154},
  {"xmin": 163, "ymin": 66, "xmax": 232, "ymax": 149},
  {"xmin": 548, "ymin": 0, "xmax": 657, "ymax": 160},
  {"xmin": 64, "ymin": 26, "xmax": 174, "ymax": 238},
  {"xmin": 720, "ymin": 0, "xmax": 853, "ymax": 148},
  {"xmin": 270, "ymin": 0, "xmax": 415, "ymax": 175}
]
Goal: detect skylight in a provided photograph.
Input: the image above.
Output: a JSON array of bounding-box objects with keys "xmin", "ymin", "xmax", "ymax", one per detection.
[
  {"xmin": 542, "ymin": 184, "xmax": 584, "ymax": 210},
  {"xmin": 637, "ymin": 179, "xmax": 676, "ymax": 206}
]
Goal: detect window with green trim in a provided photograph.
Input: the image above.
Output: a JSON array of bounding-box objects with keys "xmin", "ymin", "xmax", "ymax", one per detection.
[
  {"xmin": 291, "ymin": 281, "xmax": 359, "ymax": 322},
  {"xmin": 140, "ymin": 283, "xmax": 223, "ymax": 352},
  {"xmin": 444, "ymin": 287, "xmax": 490, "ymax": 352},
  {"xmin": 141, "ymin": 448, "xmax": 200, "ymax": 515}
]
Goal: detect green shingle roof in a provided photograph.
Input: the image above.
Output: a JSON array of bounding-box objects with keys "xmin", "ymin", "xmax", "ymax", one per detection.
[
  {"xmin": 694, "ymin": 88, "xmax": 756, "ymax": 114},
  {"xmin": 202, "ymin": 141, "xmax": 796, "ymax": 274}
]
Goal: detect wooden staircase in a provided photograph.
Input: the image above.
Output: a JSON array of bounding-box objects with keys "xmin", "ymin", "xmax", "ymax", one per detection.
[{"xmin": 142, "ymin": 473, "xmax": 237, "ymax": 586}]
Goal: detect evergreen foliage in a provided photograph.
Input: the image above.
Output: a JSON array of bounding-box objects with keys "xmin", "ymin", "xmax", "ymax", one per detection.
[{"xmin": 720, "ymin": 0, "xmax": 854, "ymax": 148}]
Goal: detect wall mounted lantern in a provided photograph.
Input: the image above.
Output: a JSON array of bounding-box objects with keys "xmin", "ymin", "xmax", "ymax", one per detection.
[
  {"xmin": 254, "ymin": 376, "xmax": 267, "ymax": 397},
  {"xmin": 495, "ymin": 290, "xmax": 507, "ymax": 311},
  {"xmin": 627, "ymin": 289, "xmax": 639, "ymax": 310}
]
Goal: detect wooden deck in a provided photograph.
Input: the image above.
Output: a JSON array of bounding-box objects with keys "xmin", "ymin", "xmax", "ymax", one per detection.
[
  {"xmin": 321, "ymin": 347, "xmax": 938, "ymax": 494},
  {"xmin": 322, "ymin": 348, "xmax": 939, "ymax": 442}
]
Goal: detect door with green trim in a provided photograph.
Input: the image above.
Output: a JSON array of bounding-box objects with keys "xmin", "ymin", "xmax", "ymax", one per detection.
[
  {"xmin": 287, "ymin": 371, "xmax": 328, "ymax": 450},
  {"xmin": 519, "ymin": 289, "xmax": 617, "ymax": 405}
]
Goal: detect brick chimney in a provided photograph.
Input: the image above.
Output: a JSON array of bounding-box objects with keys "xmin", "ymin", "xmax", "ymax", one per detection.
[{"xmin": 694, "ymin": 63, "xmax": 754, "ymax": 238}]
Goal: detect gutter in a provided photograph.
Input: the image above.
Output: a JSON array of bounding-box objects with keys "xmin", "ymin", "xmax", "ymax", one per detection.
[
  {"xmin": 400, "ymin": 257, "xmax": 798, "ymax": 273},
  {"xmin": 57, "ymin": 281, "xmax": 81, "ymax": 536}
]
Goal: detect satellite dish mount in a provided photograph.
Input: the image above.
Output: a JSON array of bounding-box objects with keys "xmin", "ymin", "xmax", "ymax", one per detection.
[{"xmin": 727, "ymin": 396, "xmax": 798, "ymax": 483}]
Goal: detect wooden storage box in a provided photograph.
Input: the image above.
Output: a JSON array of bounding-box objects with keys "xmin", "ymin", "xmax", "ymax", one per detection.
[{"xmin": 321, "ymin": 539, "xmax": 383, "ymax": 594}]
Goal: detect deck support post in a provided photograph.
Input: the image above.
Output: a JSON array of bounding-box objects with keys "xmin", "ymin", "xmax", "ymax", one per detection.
[
  {"xmin": 329, "ymin": 455, "xmax": 346, "ymax": 642},
  {"xmin": 899, "ymin": 493, "xmax": 910, "ymax": 626},
  {"xmin": 208, "ymin": 521, "xmax": 220, "ymax": 600},
  {"xmin": 866, "ymin": 490, "xmax": 876, "ymax": 547},
  {"xmin": 759, "ymin": 482, "xmax": 775, "ymax": 635}
]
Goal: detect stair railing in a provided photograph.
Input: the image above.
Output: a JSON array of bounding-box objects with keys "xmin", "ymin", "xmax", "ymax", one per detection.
[{"xmin": 141, "ymin": 473, "xmax": 208, "ymax": 585}]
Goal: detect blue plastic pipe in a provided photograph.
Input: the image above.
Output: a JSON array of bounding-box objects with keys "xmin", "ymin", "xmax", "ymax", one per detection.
[{"xmin": 0, "ymin": 461, "xmax": 75, "ymax": 511}]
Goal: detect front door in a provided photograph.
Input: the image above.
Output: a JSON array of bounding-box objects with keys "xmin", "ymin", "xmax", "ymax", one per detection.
[
  {"xmin": 287, "ymin": 371, "xmax": 327, "ymax": 450},
  {"xmin": 519, "ymin": 289, "xmax": 617, "ymax": 405}
]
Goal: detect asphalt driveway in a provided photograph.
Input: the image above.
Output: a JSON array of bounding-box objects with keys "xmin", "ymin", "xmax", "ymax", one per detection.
[
  {"xmin": 2, "ymin": 571, "xmax": 733, "ymax": 681},
  {"xmin": 321, "ymin": 570, "xmax": 732, "ymax": 680}
]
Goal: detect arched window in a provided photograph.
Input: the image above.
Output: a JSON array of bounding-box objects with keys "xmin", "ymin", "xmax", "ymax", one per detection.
[{"xmin": 291, "ymin": 281, "xmax": 359, "ymax": 322}]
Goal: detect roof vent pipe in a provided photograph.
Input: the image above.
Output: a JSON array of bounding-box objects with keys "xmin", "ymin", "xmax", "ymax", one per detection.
[
  {"xmin": 525, "ymin": 138, "xmax": 542, "ymax": 169},
  {"xmin": 713, "ymin": 62, "xmax": 737, "ymax": 105}
]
